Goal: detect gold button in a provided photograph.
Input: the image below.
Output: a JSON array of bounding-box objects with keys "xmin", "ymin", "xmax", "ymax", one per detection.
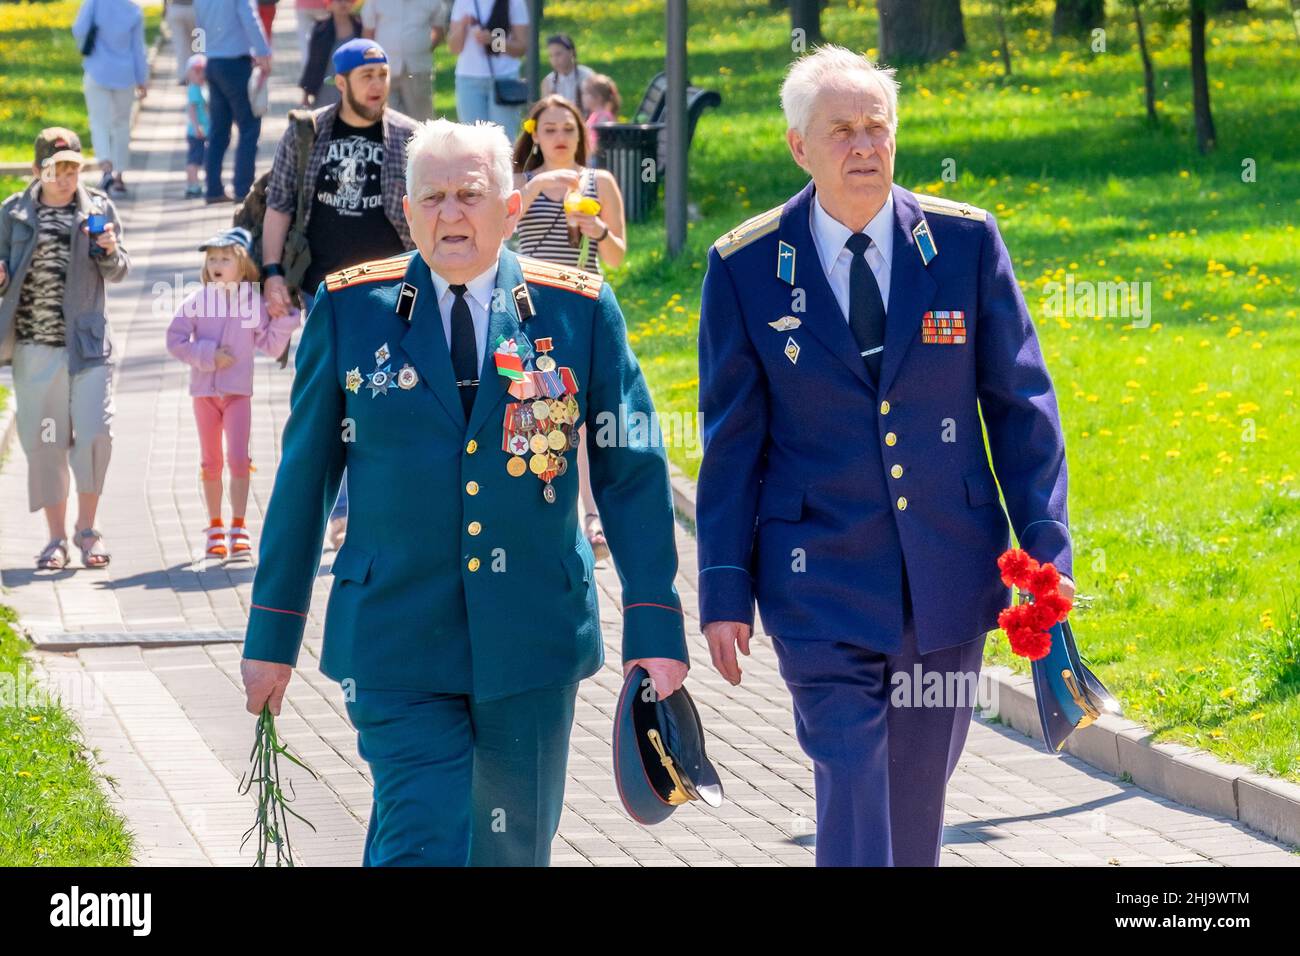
[
  {"xmin": 884, "ymin": 431, "xmax": 897, "ymax": 447},
  {"xmin": 890, "ymin": 464, "xmax": 903, "ymax": 479},
  {"xmin": 467, "ymin": 557, "xmax": 481, "ymax": 572},
  {"xmin": 465, "ymin": 481, "xmax": 479, "ymax": 495},
  {"xmin": 880, "ymin": 400, "xmax": 891, "ymax": 415},
  {"xmin": 468, "ymin": 521, "xmax": 482, "ymax": 536},
  {"xmin": 466, "ymin": 440, "xmax": 478, "ymax": 455},
  {"xmin": 897, "ymin": 496, "xmax": 908, "ymax": 511}
]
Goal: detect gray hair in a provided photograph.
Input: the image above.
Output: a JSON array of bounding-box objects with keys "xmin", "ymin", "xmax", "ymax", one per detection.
[
  {"xmin": 780, "ymin": 45, "xmax": 901, "ymax": 135},
  {"xmin": 404, "ymin": 118, "xmax": 515, "ymax": 198}
]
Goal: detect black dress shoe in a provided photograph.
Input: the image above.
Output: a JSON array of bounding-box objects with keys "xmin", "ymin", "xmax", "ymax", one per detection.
[{"xmin": 205, "ymin": 192, "xmax": 235, "ymax": 205}]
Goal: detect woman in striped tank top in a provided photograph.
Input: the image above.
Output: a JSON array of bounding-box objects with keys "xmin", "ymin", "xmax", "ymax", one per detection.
[{"xmin": 512, "ymin": 95, "xmax": 628, "ymax": 558}]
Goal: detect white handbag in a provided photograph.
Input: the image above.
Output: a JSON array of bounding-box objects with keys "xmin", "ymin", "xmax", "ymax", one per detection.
[{"xmin": 248, "ymin": 65, "xmax": 270, "ymax": 118}]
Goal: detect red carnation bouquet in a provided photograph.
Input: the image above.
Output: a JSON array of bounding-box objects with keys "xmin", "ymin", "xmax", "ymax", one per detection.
[{"xmin": 996, "ymin": 548, "xmax": 1072, "ymax": 661}]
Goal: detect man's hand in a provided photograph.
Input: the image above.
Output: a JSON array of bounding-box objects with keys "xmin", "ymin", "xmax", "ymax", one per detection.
[
  {"xmin": 254, "ymin": 55, "xmax": 272, "ymax": 75},
  {"xmin": 264, "ymin": 274, "xmax": 293, "ymax": 318},
  {"xmin": 1059, "ymin": 574, "xmax": 1076, "ymax": 601},
  {"xmin": 241, "ymin": 659, "xmax": 293, "ymax": 715},
  {"xmin": 623, "ymin": 657, "xmax": 688, "ymax": 699},
  {"xmin": 0, "ymin": 262, "xmax": 8, "ymax": 288},
  {"xmin": 87, "ymin": 221, "xmax": 118, "ymax": 257},
  {"xmin": 703, "ymin": 621, "xmax": 751, "ymax": 685}
]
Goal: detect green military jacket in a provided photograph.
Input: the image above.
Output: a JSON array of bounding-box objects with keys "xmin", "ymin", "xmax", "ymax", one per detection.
[{"xmin": 244, "ymin": 247, "xmax": 688, "ymax": 700}]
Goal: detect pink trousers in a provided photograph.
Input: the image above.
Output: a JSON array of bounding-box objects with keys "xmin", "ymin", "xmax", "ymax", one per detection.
[{"xmin": 193, "ymin": 394, "xmax": 252, "ymax": 480}]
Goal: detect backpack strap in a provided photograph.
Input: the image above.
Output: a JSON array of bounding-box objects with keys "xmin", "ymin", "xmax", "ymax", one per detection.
[{"xmin": 288, "ymin": 108, "xmax": 318, "ymax": 228}]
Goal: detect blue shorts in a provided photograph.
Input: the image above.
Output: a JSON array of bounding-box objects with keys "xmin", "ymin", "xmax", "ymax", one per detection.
[{"xmin": 186, "ymin": 134, "xmax": 206, "ymax": 167}]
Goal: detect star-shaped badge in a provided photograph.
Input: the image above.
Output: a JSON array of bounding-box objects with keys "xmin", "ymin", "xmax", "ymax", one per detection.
[
  {"xmin": 345, "ymin": 367, "xmax": 362, "ymax": 394},
  {"xmin": 367, "ymin": 365, "xmax": 393, "ymax": 397}
]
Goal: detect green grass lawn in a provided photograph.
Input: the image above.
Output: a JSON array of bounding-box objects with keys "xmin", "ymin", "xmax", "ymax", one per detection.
[
  {"xmin": 0, "ymin": 605, "xmax": 133, "ymax": 865},
  {"xmin": 507, "ymin": 0, "xmax": 1300, "ymax": 780}
]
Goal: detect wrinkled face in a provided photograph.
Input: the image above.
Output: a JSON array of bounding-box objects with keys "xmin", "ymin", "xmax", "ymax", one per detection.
[
  {"xmin": 205, "ymin": 246, "xmax": 240, "ymax": 284},
  {"xmin": 337, "ymin": 63, "xmax": 389, "ymax": 121},
  {"xmin": 534, "ymin": 105, "xmax": 581, "ymax": 164},
  {"xmin": 547, "ymin": 42, "xmax": 575, "ymax": 74},
  {"xmin": 403, "ymin": 149, "xmax": 522, "ymax": 284},
  {"xmin": 37, "ymin": 160, "xmax": 80, "ymax": 204},
  {"xmin": 787, "ymin": 77, "xmax": 896, "ymax": 219}
]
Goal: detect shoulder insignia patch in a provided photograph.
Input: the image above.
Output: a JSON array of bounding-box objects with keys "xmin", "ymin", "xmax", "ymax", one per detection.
[
  {"xmin": 713, "ymin": 204, "xmax": 782, "ymax": 259},
  {"xmin": 324, "ymin": 252, "xmax": 414, "ymax": 292},
  {"xmin": 518, "ymin": 254, "xmax": 603, "ymax": 299},
  {"xmin": 913, "ymin": 193, "xmax": 987, "ymax": 222}
]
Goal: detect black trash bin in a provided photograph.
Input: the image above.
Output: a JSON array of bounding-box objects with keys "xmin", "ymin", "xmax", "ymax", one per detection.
[{"xmin": 593, "ymin": 122, "xmax": 663, "ymax": 224}]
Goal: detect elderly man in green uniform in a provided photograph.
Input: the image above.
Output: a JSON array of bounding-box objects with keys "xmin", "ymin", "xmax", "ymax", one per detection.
[{"xmin": 240, "ymin": 117, "xmax": 689, "ymax": 866}]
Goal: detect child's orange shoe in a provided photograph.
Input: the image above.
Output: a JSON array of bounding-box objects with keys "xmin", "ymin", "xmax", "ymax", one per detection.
[
  {"xmin": 229, "ymin": 525, "xmax": 251, "ymax": 557},
  {"xmin": 205, "ymin": 524, "xmax": 228, "ymax": 559}
]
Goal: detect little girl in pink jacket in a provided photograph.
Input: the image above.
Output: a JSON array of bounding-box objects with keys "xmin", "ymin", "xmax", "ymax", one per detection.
[{"xmin": 166, "ymin": 227, "xmax": 300, "ymax": 560}]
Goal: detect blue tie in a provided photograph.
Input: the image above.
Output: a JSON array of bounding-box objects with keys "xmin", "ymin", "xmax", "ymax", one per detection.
[{"xmin": 845, "ymin": 232, "xmax": 886, "ymax": 382}]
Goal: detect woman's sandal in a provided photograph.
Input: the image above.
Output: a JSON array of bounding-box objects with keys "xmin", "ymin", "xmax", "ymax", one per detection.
[
  {"xmin": 228, "ymin": 526, "xmax": 251, "ymax": 557},
  {"xmin": 204, "ymin": 525, "xmax": 228, "ymax": 560},
  {"xmin": 75, "ymin": 528, "xmax": 111, "ymax": 568},
  {"xmin": 36, "ymin": 539, "xmax": 70, "ymax": 570},
  {"xmin": 584, "ymin": 512, "xmax": 610, "ymax": 562}
]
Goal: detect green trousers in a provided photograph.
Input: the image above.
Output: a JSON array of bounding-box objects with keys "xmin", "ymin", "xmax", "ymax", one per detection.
[{"xmin": 345, "ymin": 682, "xmax": 579, "ymax": 866}]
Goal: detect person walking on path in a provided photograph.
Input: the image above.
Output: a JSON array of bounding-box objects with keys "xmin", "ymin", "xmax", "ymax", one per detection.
[
  {"xmin": 0, "ymin": 129, "xmax": 129, "ymax": 570},
  {"xmin": 512, "ymin": 95, "xmax": 626, "ymax": 561},
  {"xmin": 241, "ymin": 117, "xmax": 688, "ymax": 866},
  {"xmin": 695, "ymin": 46, "xmax": 1075, "ymax": 866},
  {"xmin": 261, "ymin": 39, "xmax": 417, "ymax": 548},
  {"xmin": 447, "ymin": 0, "xmax": 530, "ymax": 138},
  {"xmin": 165, "ymin": 0, "xmax": 199, "ymax": 84},
  {"xmin": 298, "ymin": 0, "xmax": 361, "ymax": 108},
  {"xmin": 72, "ymin": 0, "xmax": 149, "ymax": 197},
  {"xmin": 194, "ymin": 0, "xmax": 272, "ymax": 204},
  {"xmin": 166, "ymin": 227, "xmax": 300, "ymax": 560},
  {"xmin": 183, "ymin": 54, "xmax": 209, "ymax": 199},
  {"xmin": 361, "ymin": 0, "xmax": 450, "ymax": 122},
  {"xmin": 293, "ymin": 0, "xmax": 330, "ymax": 62}
]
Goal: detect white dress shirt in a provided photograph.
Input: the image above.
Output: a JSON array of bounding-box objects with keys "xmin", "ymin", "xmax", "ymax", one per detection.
[
  {"xmin": 809, "ymin": 190, "xmax": 894, "ymax": 323},
  {"xmin": 429, "ymin": 260, "xmax": 497, "ymax": 374}
]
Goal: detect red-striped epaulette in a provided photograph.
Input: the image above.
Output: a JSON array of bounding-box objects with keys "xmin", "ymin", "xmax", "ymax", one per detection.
[
  {"xmin": 324, "ymin": 252, "xmax": 413, "ymax": 292},
  {"xmin": 518, "ymin": 254, "xmax": 603, "ymax": 299}
]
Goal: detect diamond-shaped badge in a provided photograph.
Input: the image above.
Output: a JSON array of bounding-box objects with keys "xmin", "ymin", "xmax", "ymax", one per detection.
[
  {"xmin": 784, "ymin": 337, "xmax": 800, "ymax": 365},
  {"xmin": 375, "ymin": 342, "xmax": 390, "ymax": 366}
]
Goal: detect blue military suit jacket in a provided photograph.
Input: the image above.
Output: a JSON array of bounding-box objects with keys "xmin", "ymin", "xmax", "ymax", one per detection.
[
  {"xmin": 244, "ymin": 248, "xmax": 688, "ymax": 700},
  {"xmin": 696, "ymin": 181, "xmax": 1071, "ymax": 656}
]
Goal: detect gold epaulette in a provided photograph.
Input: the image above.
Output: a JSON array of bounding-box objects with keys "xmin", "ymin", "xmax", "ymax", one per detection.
[
  {"xmin": 324, "ymin": 252, "xmax": 413, "ymax": 292},
  {"xmin": 713, "ymin": 204, "xmax": 782, "ymax": 259},
  {"xmin": 914, "ymin": 193, "xmax": 987, "ymax": 222},
  {"xmin": 518, "ymin": 254, "xmax": 603, "ymax": 299}
]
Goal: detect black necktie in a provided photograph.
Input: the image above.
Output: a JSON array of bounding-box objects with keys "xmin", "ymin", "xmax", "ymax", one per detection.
[
  {"xmin": 448, "ymin": 283, "xmax": 477, "ymax": 420},
  {"xmin": 845, "ymin": 232, "xmax": 886, "ymax": 381}
]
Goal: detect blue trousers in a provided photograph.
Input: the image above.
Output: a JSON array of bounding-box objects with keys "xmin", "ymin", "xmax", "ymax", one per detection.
[
  {"xmin": 454, "ymin": 74, "xmax": 524, "ymax": 140},
  {"xmin": 771, "ymin": 614, "xmax": 986, "ymax": 867},
  {"xmin": 205, "ymin": 55, "xmax": 261, "ymax": 200},
  {"xmin": 345, "ymin": 682, "xmax": 579, "ymax": 866}
]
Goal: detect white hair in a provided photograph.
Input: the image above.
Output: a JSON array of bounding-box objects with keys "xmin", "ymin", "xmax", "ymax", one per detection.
[
  {"xmin": 404, "ymin": 118, "xmax": 515, "ymax": 198},
  {"xmin": 780, "ymin": 44, "xmax": 900, "ymax": 135}
]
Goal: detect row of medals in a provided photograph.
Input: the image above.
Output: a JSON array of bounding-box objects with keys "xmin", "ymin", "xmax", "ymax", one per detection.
[{"xmin": 504, "ymin": 393, "xmax": 581, "ymax": 503}]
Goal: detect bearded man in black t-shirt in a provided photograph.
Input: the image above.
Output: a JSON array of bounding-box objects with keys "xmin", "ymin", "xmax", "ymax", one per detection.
[{"xmin": 261, "ymin": 39, "xmax": 421, "ymax": 546}]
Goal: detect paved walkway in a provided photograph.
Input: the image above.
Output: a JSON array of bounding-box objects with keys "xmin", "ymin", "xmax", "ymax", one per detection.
[{"xmin": 1, "ymin": 20, "xmax": 1296, "ymax": 867}]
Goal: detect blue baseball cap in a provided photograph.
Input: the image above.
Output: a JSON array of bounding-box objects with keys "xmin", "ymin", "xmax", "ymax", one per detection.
[
  {"xmin": 199, "ymin": 226, "xmax": 253, "ymax": 254},
  {"xmin": 333, "ymin": 39, "xmax": 389, "ymax": 76}
]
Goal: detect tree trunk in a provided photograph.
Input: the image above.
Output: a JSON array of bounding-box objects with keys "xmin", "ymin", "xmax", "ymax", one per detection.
[
  {"xmin": 1189, "ymin": 0, "xmax": 1217, "ymax": 153},
  {"xmin": 790, "ymin": 0, "xmax": 824, "ymax": 46},
  {"xmin": 1132, "ymin": 0, "xmax": 1157, "ymax": 124},
  {"xmin": 995, "ymin": 2, "xmax": 1013, "ymax": 76},
  {"xmin": 1052, "ymin": 0, "xmax": 1104, "ymax": 36},
  {"xmin": 877, "ymin": 0, "xmax": 966, "ymax": 64}
]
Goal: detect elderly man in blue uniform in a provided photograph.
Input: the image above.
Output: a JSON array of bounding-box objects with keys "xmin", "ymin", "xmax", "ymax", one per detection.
[
  {"xmin": 240, "ymin": 118, "xmax": 689, "ymax": 866},
  {"xmin": 696, "ymin": 45, "xmax": 1075, "ymax": 867}
]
